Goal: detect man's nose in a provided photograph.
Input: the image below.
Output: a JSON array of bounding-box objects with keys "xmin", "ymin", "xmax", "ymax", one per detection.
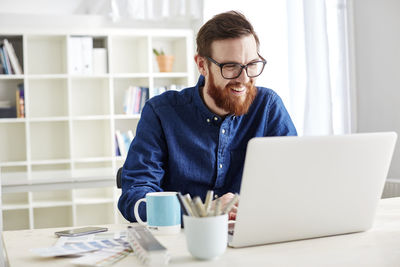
[{"xmin": 235, "ymin": 67, "xmax": 250, "ymax": 84}]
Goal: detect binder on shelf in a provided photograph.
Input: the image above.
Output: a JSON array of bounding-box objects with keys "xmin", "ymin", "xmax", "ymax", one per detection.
[
  {"xmin": 68, "ymin": 36, "xmax": 94, "ymax": 75},
  {"xmin": 81, "ymin": 36, "xmax": 93, "ymax": 74},
  {"xmin": 3, "ymin": 39, "xmax": 23, "ymax": 74},
  {"xmin": 68, "ymin": 37, "xmax": 82, "ymax": 74},
  {"xmin": 92, "ymin": 48, "xmax": 107, "ymax": 74}
]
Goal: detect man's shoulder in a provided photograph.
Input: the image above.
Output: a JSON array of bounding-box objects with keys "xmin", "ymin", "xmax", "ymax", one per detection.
[
  {"xmin": 255, "ymin": 86, "xmax": 279, "ymax": 102},
  {"xmin": 147, "ymin": 86, "xmax": 195, "ymax": 109}
]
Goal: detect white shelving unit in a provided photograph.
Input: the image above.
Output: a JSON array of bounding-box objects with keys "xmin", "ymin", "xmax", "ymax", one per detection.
[{"xmin": 0, "ymin": 28, "xmax": 195, "ymax": 230}]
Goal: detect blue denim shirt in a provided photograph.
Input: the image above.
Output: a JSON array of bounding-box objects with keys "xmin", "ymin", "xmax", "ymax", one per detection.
[{"xmin": 118, "ymin": 76, "xmax": 297, "ymax": 222}]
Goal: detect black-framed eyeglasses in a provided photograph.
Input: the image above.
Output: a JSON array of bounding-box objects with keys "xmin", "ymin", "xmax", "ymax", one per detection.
[{"xmin": 206, "ymin": 55, "xmax": 267, "ymax": 79}]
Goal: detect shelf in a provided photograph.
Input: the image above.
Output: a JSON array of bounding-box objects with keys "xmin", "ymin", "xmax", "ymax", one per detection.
[
  {"xmin": 152, "ymin": 72, "xmax": 189, "ymax": 78},
  {"xmin": 152, "ymin": 36, "xmax": 188, "ymax": 73},
  {"xmin": 72, "ymin": 120, "xmax": 112, "ymax": 158},
  {"xmin": 111, "ymin": 73, "xmax": 150, "ymax": 78},
  {"xmin": 0, "ymin": 168, "xmax": 29, "ymax": 186},
  {"xmin": 29, "ymin": 117, "xmax": 69, "ymax": 122},
  {"xmin": 29, "ymin": 78, "xmax": 68, "ymax": 118},
  {"xmin": 1, "ymin": 192, "xmax": 29, "ymax": 208},
  {"xmin": 32, "ymin": 201, "xmax": 73, "ymax": 208},
  {"xmin": 113, "ymin": 114, "xmax": 141, "ymax": 119},
  {"xmin": 0, "ymin": 75, "xmax": 24, "ymax": 80},
  {"xmin": 70, "ymin": 77, "xmax": 110, "ymax": 116},
  {"xmin": 74, "ymin": 187, "xmax": 114, "ymax": 204},
  {"xmin": 110, "ymin": 36, "xmax": 149, "ymax": 73},
  {"xmin": 26, "ymin": 74, "xmax": 68, "ymax": 79},
  {"xmin": 1, "ymin": 28, "xmax": 194, "ymax": 230},
  {"xmin": 0, "ymin": 118, "xmax": 26, "ymax": 123},
  {"xmin": 75, "ymin": 203, "xmax": 114, "ymax": 226},
  {"xmin": 2, "ymin": 209, "xmax": 30, "ymax": 230},
  {"xmin": 27, "ymin": 35, "xmax": 67, "ymax": 75},
  {"xmin": 71, "ymin": 115, "xmax": 111, "ymax": 120},
  {"xmin": 0, "ymin": 122, "xmax": 26, "ymax": 162},
  {"xmin": 30, "ymin": 121, "xmax": 70, "ymax": 161},
  {"xmin": 33, "ymin": 206, "xmax": 73, "ymax": 229}
]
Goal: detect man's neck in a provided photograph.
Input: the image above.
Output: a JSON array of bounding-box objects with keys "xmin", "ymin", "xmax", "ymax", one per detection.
[{"xmin": 200, "ymin": 86, "xmax": 229, "ymax": 117}]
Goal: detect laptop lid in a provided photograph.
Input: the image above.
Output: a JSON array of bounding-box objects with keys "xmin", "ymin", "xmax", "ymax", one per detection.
[{"xmin": 229, "ymin": 132, "xmax": 397, "ymax": 248}]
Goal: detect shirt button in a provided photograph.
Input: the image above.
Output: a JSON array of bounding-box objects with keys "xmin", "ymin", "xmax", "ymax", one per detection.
[
  {"xmin": 221, "ymin": 129, "xmax": 226, "ymax": 134},
  {"xmin": 206, "ymin": 118, "xmax": 210, "ymax": 123},
  {"xmin": 214, "ymin": 117, "xmax": 218, "ymax": 121},
  {"xmin": 219, "ymin": 164, "xmax": 223, "ymax": 169}
]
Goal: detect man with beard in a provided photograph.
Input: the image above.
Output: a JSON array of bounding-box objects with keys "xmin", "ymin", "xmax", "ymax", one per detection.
[{"xmin": 118, "ymin": 11, "xmax": 297, "ymax": 222}]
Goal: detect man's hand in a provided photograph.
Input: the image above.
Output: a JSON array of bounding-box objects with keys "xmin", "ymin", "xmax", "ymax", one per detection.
[{"xmin": 213, "ymin": 192, "xmax": 239, "ymax": 220}]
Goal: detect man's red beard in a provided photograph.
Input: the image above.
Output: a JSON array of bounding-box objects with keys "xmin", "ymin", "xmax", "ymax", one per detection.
[{"xmin": 207, "ymin": 71, "xmax": 257, "ymax": 116}]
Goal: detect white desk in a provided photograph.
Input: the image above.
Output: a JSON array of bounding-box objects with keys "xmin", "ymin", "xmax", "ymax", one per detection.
[{"xmin": 3, "ymin": 197, "xmax": 400, "ymax": 267}]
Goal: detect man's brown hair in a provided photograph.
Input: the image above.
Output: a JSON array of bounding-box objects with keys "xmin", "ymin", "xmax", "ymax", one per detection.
[{"xmin": 196, "ymin": 11, "xmax": 260, "ymax": 58}]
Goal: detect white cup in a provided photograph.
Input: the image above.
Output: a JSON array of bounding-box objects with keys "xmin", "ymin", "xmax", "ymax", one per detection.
[{"xmin": 183, "ymin": 214, "xmax": 228, "ymax": 260}]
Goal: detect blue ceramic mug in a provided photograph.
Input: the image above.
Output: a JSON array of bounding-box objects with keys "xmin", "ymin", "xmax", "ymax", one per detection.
[{"xmin": 134, "ymin": 192, "xmax": 181, "ymax": 234}]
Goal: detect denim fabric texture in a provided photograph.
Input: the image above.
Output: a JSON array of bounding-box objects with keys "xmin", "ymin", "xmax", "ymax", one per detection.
[{"xmin": 118, "ymin": 75, "xmax": 297, "ymax": 222}]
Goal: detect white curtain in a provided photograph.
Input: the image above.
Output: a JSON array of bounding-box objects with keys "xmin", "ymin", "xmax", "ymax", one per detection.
[
  {"xmin": 80, "ymin": 0, "xmax": 202, "ymax": 21},
  {"xmin": 287, "ymin": 0, "xmax": 352, "ymax": 135},
  {"xmin": 203, "ymin": 0, "xmax": 352, "ymax": 136}
]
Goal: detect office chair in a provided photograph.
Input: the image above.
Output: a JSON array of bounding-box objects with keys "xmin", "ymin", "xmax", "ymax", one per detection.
[{"xmin": 116, "ymin": 167, "xmax": 122, "ymax": 189}]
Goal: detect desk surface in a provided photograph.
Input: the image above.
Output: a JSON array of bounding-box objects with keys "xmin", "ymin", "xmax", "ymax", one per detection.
[{"xmin": 4, "ymin": 197, "xmax": 400, "ymax": 267}]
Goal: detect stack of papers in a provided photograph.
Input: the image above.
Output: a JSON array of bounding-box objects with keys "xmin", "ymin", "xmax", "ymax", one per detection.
[{"xmin": 30, "ymin": 231, "xmax": 132, "ymax": 266}]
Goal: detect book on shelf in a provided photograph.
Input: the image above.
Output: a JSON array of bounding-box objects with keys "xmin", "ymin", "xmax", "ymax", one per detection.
[
  {"xmin": 0, "ymin": 100, "xmax": 16, "ymax": 118},
  {"xmin": 123, "ymin": 86, "xmax": 149, "ymax": 115},
  {"xmin": 0, "ymin": 46, "xmax": 6, "ymax": 74},
  {"xmin": 115, "ymin": 130, "xmax": 127, "ymax": 157},
  {"xmin": 3, "ymin": 39, "xmax": 23, "ymax": 74},
  {"xmin": 115, "ymin": 135, "xmax": 121, "ymax": 156},
  {"xmin": 115, "ymin": 130, "xmax": 135, "ymax": 157},
  {"xmin": 0, "ymin": 44, "xmax": 12, "ymax": 74},
  {"xmin": 16, "ymin": 83, "xmax": 25, "ymax": 118}
]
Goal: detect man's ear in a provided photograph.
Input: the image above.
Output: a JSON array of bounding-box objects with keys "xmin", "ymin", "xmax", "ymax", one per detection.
[{"xmin": 194, "ymin": 54, "xmax": 208, "ymax": 77}]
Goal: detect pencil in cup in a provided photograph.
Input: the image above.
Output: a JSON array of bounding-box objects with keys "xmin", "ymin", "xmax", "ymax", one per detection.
[{"xmin": 177, "ymin": 191, "xmax": 239, "ymax": 217}]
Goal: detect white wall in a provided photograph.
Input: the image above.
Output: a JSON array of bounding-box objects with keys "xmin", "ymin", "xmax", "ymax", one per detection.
[{"xmin": 351, "ymin": 0, "xmax": 400, "ymax": 178}]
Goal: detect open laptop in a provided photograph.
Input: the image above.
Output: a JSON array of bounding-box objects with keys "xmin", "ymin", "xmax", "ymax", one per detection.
[{"xmin": 228, "ymin": 132, "xmax": 397, "ymax": 248}]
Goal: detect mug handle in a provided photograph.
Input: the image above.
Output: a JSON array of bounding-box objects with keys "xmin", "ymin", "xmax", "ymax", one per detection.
[{"xmin": 134, "ymin": 198, "xmax": 147, "ymax": 226}]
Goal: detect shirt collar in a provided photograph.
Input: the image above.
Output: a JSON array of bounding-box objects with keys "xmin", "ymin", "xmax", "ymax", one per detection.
[{"xmin": 193, "ymin": 75, "xmax": 235, "ymax": 124}]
